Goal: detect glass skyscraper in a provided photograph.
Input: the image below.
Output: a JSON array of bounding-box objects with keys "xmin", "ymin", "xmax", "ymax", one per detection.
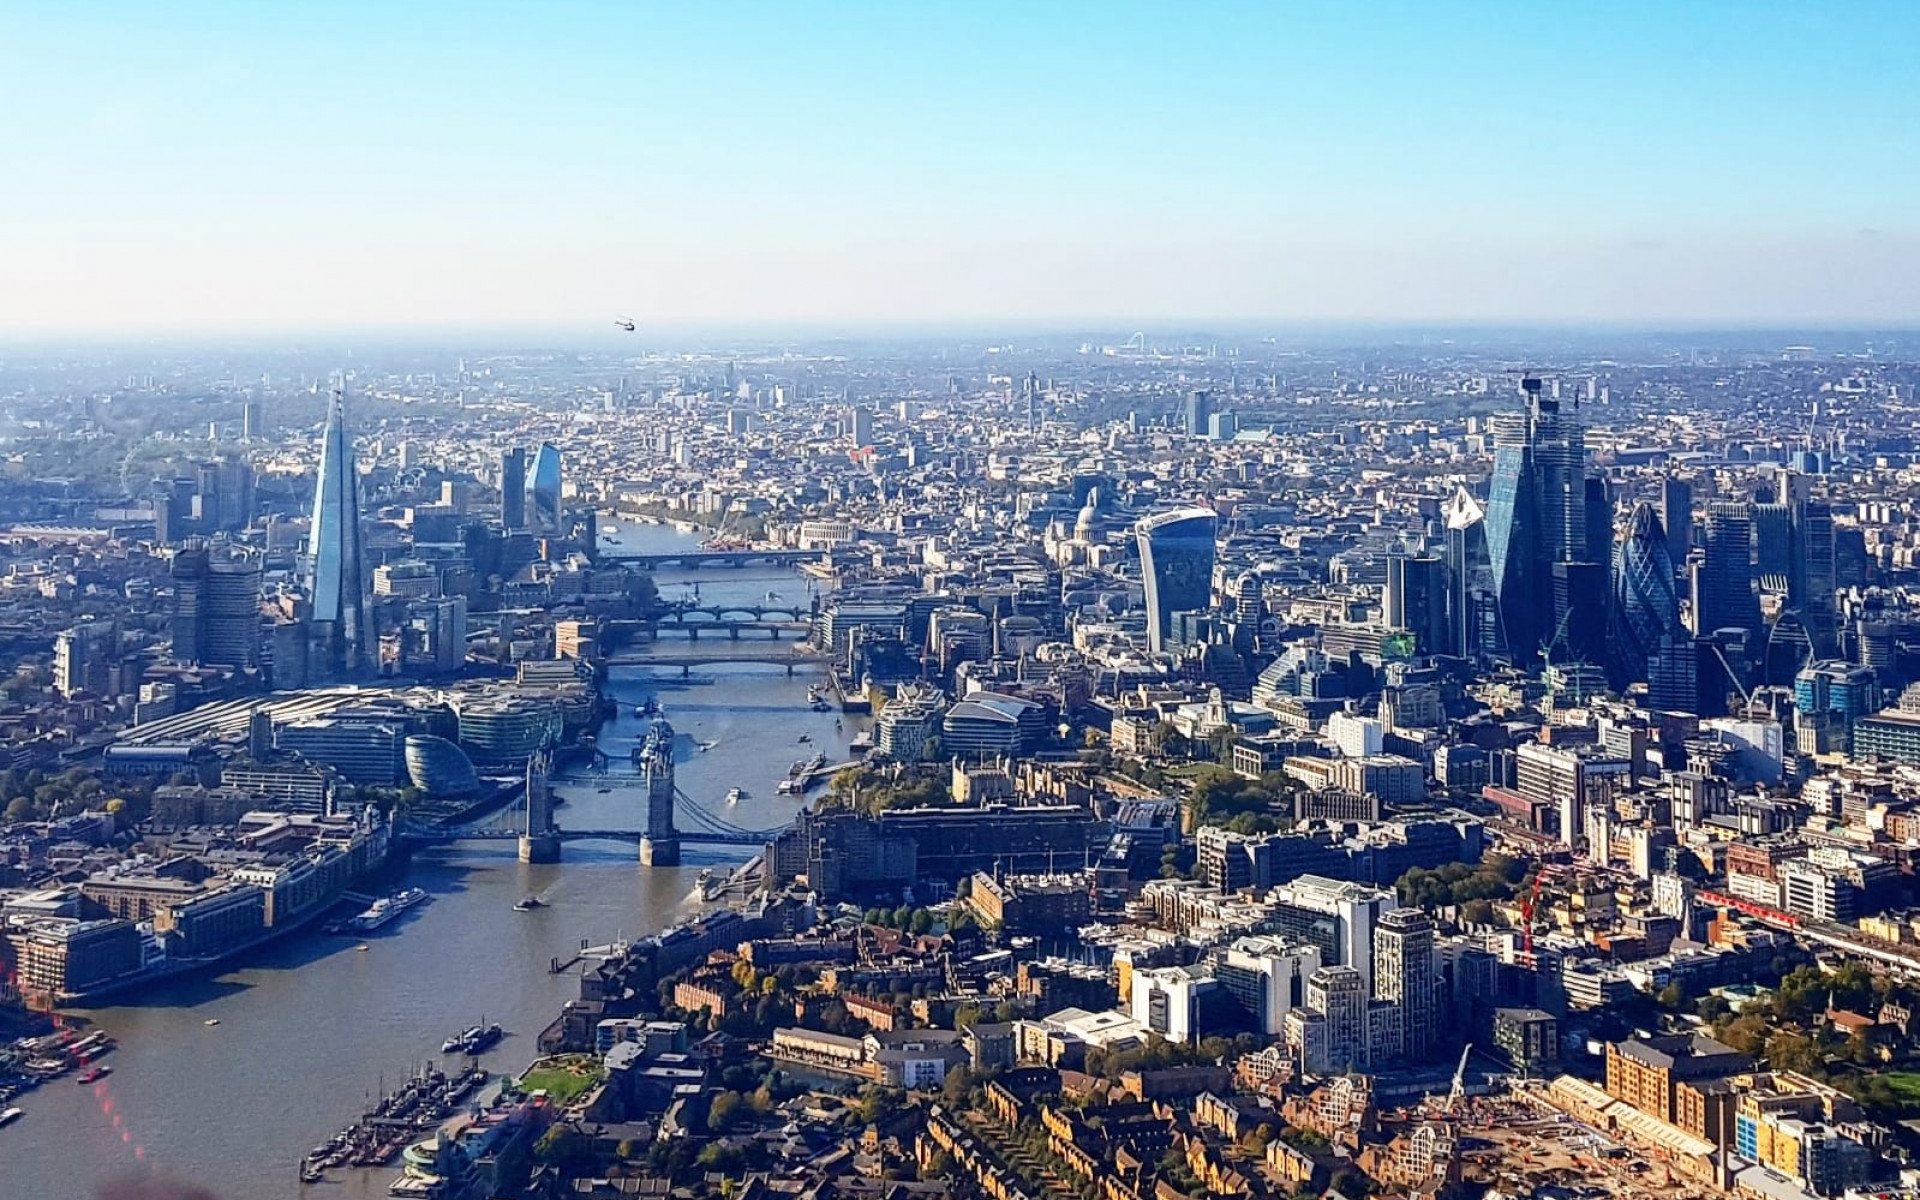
[
  {"xmin": 500, "ymin": 446, "xmax": 527, "ymax": 530},
  {"xmin": 1608, "ymin": 502, "xmax": 1680, "ymax": 689},
  {"xmin": 307, "ymin": 386, "xmax": 369, "ymax": 680},
  {"xmin": 1484, "ymin": 377, "xmax": 1594, "ymax": 664},
  {"xmin": 1693, "ymin": 501, "xmax": 1761, "ymax": 645},
  {"xmin": 530, "ymin": 441, "xmax": 563, "ymax": 535},
  {"xmin": 1136, "ymin": 506, "xmax": 1217, "ymax": 654}
]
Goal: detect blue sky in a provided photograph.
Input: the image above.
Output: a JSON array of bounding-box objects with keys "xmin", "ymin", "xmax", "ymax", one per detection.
[{"xmin": 4, "ymin": 2, "xmax": 1918, "ymax": 332}]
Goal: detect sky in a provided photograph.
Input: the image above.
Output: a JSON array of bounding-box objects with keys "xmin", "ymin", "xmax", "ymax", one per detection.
[{"xmin": 3, "ymin": 1, "xmax": 1919, "ymax": 334}]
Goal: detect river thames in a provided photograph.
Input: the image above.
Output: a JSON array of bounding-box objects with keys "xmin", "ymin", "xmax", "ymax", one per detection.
[{"xmin": 8, "ymin": 524, "xmax": 847, "ymax": 1200}]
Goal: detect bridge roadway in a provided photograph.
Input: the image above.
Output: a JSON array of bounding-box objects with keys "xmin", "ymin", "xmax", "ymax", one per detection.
[
  {"xmin": 406, "ymin": 825, "xmax": 770, "ymax": 847},
  {"xmin": 599, "ymin": 548, "xmax": 820, "ymax": 570},
  {"xmin": 601, "ymin": 650, "xmax": 831, "ymax": 673}
]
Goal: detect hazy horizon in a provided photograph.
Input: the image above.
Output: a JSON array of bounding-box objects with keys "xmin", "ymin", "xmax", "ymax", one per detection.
[{"xmin": 7, "ymin": 2, "xmax": 1920, "ymax": 334}]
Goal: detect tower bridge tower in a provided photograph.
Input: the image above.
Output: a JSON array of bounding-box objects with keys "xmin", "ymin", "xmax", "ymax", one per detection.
[
  {"xmin": 518, "ymin": 749, "xmax": 561, "ymax": 863},
  {"xmin": 637, "ymin": 718, "xmax": 680, "ymax": 867}
]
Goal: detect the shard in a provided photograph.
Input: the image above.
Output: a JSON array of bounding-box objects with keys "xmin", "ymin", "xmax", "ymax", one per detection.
[{"xmin": 308, "ymin": 385, "xmax": 370, "ymax": 679}]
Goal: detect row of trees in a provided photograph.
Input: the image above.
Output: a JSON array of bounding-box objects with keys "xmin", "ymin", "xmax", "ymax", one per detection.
[
  {"xmin": 826, "ymin": 765, "xmax": 949, "ymax": 815},
  {"xmin": 0, "ymin": 766, "xmax": 151, "ymax": 828},
  {"xmin": 1184, "ymin": 766, "xmax": 1296, "ymax": 832},
  {"xmin": 1393, "ymin": 853, "xmax": 1527, "ymax": 913}
]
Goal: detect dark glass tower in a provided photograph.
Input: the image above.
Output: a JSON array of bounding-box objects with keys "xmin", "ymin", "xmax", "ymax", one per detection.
[
  {"xmin": 1693, "ymin": 501, "xmax": 1760, "ymax": 646},
  {"xmin": 1385, "ymin": 553, "xmax": 1449, "ymax": 657},
  {"xmin": 530, "ymin": 442, "xmax": 563, "ymax": 535},
  {"xmin": 1608, "ymin": 502, "xmax": 1680, "ymax": 688},
  {"xmin": 1136, "ymin": 506, "xmax": 1217, "ymax": 654},
  {"xmin": 1659, "ymin": 476, "xmax": 1692, "ymax": 569},
  {"xmin": 500, "ymin": 447, "xmax": 527, "ymax": 530},
  {"xmin": 307, "ymin": 386, "xmax": 369, "ymax": 680}
]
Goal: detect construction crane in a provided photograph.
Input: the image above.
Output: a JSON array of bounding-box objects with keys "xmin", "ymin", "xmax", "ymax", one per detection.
[
  {"xmin": 1444, "ymin": 1043, "xmax": 1473, "ymax": 1115},
  {"xmin": 1540, "ymin": 607, "xmax": 1577, "ymax": 720},
  {"xmin": 1519, "ymin": 871, "xmax": 1546, "ymax": 964}
]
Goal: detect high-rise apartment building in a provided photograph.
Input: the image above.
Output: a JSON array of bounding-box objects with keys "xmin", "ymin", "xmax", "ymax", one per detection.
[{"xmin": 1372, "ymin": 908, "xmax": 1439, "ymax": 1062}]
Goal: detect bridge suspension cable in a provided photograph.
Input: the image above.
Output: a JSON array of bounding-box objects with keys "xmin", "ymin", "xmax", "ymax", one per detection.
[{"xmin": 674, "ymin": 786, "xmax": 787, "ymax": 839}]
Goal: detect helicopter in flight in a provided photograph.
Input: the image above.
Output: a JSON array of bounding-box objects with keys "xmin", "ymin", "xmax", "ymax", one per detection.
[{"xmin": 614, "ymin": 316, "xmax": 636, "ymax": 332}]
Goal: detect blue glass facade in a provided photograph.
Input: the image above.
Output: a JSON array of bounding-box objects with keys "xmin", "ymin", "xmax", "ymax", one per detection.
[
  {"xmin": 1136, "ymin": 507, "xmax": 1217, "ymax": 654},
  {"xmin": 530, "ymin": 442, "xmax": 563, "ymax": 535},
  {"xmin": 1608, "ymin": 502, "xmax": 1680, "ymax": 687},
  {"xmin": 1484, "ymin": 383, "xmax": 1589, "ymax": 663},
  {"xmin": 307, "ymin": 387, "xmax": 369, "ymax": 679}
]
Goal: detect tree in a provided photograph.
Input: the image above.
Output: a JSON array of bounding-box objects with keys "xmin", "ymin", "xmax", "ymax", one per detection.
[
  {"xmin": 708, "ymin": 1089, "xmax": 744, "ymax": 1131},
  {"xmin": 698, "ymin": 1142, "xmax": 746, "ymax": 1171},
  {"xmin": 1695, "ymin": 994, "xmax": 1734, "ymax": 1023},
  {"xmin": 533, "ymin": 1124, "xmax": 590, "ymax": 1166},
  {"xmin": 941, "ymin": 1064, "xmax": 975, "ymax": 1108},
  {"xmin": 1765, "ymin": 1030, "xmax": 1823, "ymax": 1075},
  {"xmin": 855, "ymin": 1086, "xmax": 902, "ymax": 1124},
  {"xmin": 3, "ymin": 797, "xmax": 31, "ymax": 824}
]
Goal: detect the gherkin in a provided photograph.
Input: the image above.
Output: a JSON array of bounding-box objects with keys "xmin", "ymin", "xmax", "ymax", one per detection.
[{"xmin": 1608, "ymin": 502, "xmax": 1680, "ymax": 687}]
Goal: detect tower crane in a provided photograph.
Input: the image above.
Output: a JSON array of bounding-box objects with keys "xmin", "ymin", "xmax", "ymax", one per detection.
[{"xmin": 1445, "ymin": 1043, "xmax": 1473, "ymax": 1115}]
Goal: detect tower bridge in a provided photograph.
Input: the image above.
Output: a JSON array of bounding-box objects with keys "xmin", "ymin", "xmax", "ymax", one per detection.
[{"xmin": 399, "ymin": 722, "xmax": 791, "ymax": 862}]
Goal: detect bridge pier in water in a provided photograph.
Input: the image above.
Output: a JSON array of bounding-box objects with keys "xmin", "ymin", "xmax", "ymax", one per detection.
[
  {"xmin": 519, "ymin": 752, "xmax": 562, "ymax": 863},
  {"xmin": 636, "ymin": 716, "xmax": 681, "ymax": 867}
]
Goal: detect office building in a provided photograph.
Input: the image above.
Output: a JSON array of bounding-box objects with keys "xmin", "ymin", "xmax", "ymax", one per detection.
[
  {"xmin": 1442, "ymin": 486, "xmax": 1495, "ymax": 660},
  {"xmin": 278, "ymin": 717, "xmax": 408, "ymax": 786},
  {"xmin": 941, "ymin": 693, "xmax": 1046, "ymax": 758},
  {"xmin": 1693, "ymin": 501, "xmax": 1760, "ymax": 647},
  {"xmin": 1215, "ymin": 936, "xmax": 1321, "ymax": 1037},
  {"xmin": 1270, "ymin": 875, "xmax": 1397, "ymax": 994},
  {"xmin": 1183, "ymin": 390, "xmax": 1213, "ymax": 437},
  {"xmin": 1136, "ymin": 506, "xmax": 1218, "ymax": 654},
  {"xmin": 1131, "ymin": 964, "xmax": 1218, "ymax": 1044},
  {"xmin": 307, "ymin": 387, "xmax": 371, "ymax": 680},
  {"xmin": 500, "ymin": 447, "xmax": 527, "ymax": 529},
  {"xmin": 1660, "ymin": 476, "xmax": 1692, "ymax": 569},
  {"xmin": 1608, "ymin": 501, "xmax": 1681, "ymax": 689},
  {"xmin": 1795, "ymin": 660, "xmax": 1881, "ymax": 754},
  {"xmin": 1484, "ymin": 377, "xmax": 1591, "ymax": 663},
  {"xmin": 1384, "ymin": 553, "xmax": 1447, "ymax": 656},
  {"xmin": 529, "ymin": 441, "xmax": 563, "ymax": 535}
]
